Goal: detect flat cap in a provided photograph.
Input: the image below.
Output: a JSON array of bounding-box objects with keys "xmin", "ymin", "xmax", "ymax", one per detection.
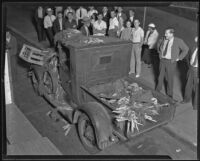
[{"xmin": 148, "ymin": 23, "xmax": 156, "ymax": 28}]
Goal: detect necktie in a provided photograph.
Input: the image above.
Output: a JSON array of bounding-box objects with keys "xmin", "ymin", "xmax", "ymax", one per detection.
[
  {"xmin": 192, "ymin": 48, "xmax": 198, "ymax": 66},
  {"xmin": 163, "ymin": 40, "xmax": 169, "ymax": 57},
  {"xmin": 146, "ymin": 31, "xmax": 152, "ymax": 42},
  {"xmin": 80, "ymin": 9, "xmax": 82, "ymax": 18}
]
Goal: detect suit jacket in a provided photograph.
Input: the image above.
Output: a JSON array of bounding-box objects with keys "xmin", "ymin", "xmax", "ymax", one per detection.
[
  {"xmin": 117, "ymin": 12, "xmax": 127, "ymax": 22},
  {"xmin": 80, "ymin": 25, "xmax": 90, "ymax": 36},
  {"xmin": 102, "ymin": 12, "xmax": 110, "ymax": 24},
  {"xmin": 53, "ymin": 18, "xmax": 66, "ymax": 34},
  {"xmin": 128, "ymin": 16, "xmax": 134, "ymax": 27},
  {"xmin": 34, "ymin": 7, "xmax": 46, "ymax": 22},
  {"xmin": 6, "ymin": 35, "xmax": 18, "ymax": 56},
  {"xmin": 64, "ymin": 19, "xmax": 77, "ymax": 29},
  {"xmin": 157, "ymin": 37, "xmax": 189, "ymax": 61}
]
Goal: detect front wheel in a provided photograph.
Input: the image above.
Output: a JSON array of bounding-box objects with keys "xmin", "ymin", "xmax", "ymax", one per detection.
[{"xmin": 77, "ymin": 113, "xmax": 101, "ymax": 154}]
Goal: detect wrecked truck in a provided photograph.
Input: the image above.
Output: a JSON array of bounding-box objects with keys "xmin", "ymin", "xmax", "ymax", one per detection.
[{"xmin": 19, "ymin": 29, "xmax": 176, "ymax": 154}]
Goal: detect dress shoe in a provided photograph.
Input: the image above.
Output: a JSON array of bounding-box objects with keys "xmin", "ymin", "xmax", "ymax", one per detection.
[{"xmin": 135, "ymin": 74, "xmax": 140, "ymax": 78}]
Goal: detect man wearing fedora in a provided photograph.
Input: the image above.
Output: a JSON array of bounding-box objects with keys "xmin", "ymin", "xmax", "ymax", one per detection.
[
  {"xmin": 80, "ymin": 17, "xmax": 91, "ymax": 36},
  {"xmin": 108, "ymin": 10, "xmax": 119, "ymax": 38},
  {"xmin": 142, "ymin": 23, "xmax": 159, "ymax": 68},
  {"xmin": 44, "ymin": 8, "xmax": 56, "ymax": 47}
]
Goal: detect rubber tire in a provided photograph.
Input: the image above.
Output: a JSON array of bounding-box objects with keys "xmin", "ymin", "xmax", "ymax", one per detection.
[{"xmin": 77, "ymin": 113, "xmax": 101, "ymax": 154}]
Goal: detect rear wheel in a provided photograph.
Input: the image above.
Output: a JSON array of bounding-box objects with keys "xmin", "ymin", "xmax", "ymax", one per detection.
[{"xmin": 78, "ymin": 113, "xmax": 101, "ymax": 154}]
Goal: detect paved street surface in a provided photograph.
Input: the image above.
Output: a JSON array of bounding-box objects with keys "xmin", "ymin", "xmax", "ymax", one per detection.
[{"xmin": 5, "ymin": 4, "xmax": 198, "ymax": 159}]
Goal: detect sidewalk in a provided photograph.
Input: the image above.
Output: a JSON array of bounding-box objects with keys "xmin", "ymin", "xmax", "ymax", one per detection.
[
  {"xmin": 5, "ymin": 5, "xmax": 197, "ymax": 151},
  {"xmin": 140, "ymin": 63, "xmax": 197, "ymax": 149},
  {"xmin": 6, "ymin": 103, "xmax": 62, "ymax": 155}
]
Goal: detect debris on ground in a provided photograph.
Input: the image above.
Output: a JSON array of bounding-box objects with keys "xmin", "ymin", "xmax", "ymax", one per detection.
[
  {"xmin": 176, "ymin": 149, "xmax": 182, "ymax": 152},
  {"xmin": 137, "ymin": 144, "xmax": 143, "ymax": 149}
]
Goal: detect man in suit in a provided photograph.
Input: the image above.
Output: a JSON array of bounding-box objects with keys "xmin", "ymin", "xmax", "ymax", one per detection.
[
  {"xmin": 34, "ymin": 6, "xmax": 46, "ymax": 42},
  {"xmin": 117, "ymin": 7, "xmax": 127, "ymax": 23},
  {"xmin": 76, "ymin": 6, "xmax": 88, "ymax": 30},
  {"xmin": 102, "ymin": 6, "xmax": 110, "ymax": 36},
  {"xmin": 53, "ymin": 11, "xmax": 66, "ymax": 34},
  {"xmin": 44, "ymin": 8, "xmax": 56, "ymax": 47},
  {"xmin": 64, "ymin": 12, "xmax": 77, "ymax": 30},
  {"xmin": 156, "ymin": 27, "xmax": 189, "ymax": 99},
  {"xmin": 128, "ymin": 9, "xmax": 135, "ymax": 27},
  {"xmin": 80, "ymin": 17, "xmax": 91, "ymax": 36},
  {"xmin": 180, "ymin": 36, "xmax": 198, "ymax": 110}
]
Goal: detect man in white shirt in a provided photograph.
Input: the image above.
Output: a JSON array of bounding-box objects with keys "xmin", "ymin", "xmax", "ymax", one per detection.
[
  {"xmin": 180, "ymin": 36, "xmax": 198, "ymax": 110},
  {"xmin": 93, "ymin": 13, "xmax": 107, "ymax": 36},
  {"xmin": 44, "ymin": 8, "xmax": 56, "ymax": 47},
  {"xmin": 156, "ymin": 28, "xmax": 189, "ymax": 99},
  {"xmin": 76, "ymin": 6, "xmax": 88, "ymax": 29},
  {"xmin": 53, "ymin": 11, "xmax": 66, "ymax": 34},
  {"xmin": 129, "ymin": 19, "xmax": 144, "ymax": 78},
  {"xmin": 102, "ymin": 6, "xmax": 110, "ymax": 36},
  {"xmin": 108, "ymin": 11, "xmax": 119, "ymax": 37},
  {"xmin": 142, "ymin": 23, "xmax": 159, "ymax": 67}
]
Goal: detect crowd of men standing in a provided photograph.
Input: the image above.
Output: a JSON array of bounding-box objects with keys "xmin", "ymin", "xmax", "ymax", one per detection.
[
  {"xmin": 34, "ymin": 6, "xmax": 136, "ymax": 45},
  {"xmin": 32, "ymin": 5, "xmax": 198, "ymax": 110}
]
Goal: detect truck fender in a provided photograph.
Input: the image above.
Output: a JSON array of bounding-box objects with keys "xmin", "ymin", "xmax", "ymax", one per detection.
[{"xmin": 74, "ymin": 102, "xmax": 113, "ymax": 150}]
